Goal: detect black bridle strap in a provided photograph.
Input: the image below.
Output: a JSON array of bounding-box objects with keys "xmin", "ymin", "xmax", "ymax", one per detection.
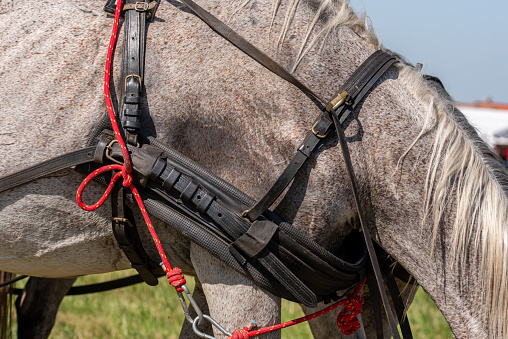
[
  {"xmin": 245, "ymin": 50, "xmax": 396, "ymax": 222},
  {"xmin": 332, "ymin": 113, "xmax": 402, "ymax": 338}
]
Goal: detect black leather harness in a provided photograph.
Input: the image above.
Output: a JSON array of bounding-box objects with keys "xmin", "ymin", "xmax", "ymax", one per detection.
[{"xmin": 0, "ymin": 1, "xmax": 414, "ymax": 337}]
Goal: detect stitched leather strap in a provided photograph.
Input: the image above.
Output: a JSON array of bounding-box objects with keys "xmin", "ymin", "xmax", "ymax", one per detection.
[
  {"xmin": 0, "ymin": 147, "xmax": 95, "ymax": 193},
  {"xmin": 120, "ymin": 0, "xmax": 147, "ymax": 145}
]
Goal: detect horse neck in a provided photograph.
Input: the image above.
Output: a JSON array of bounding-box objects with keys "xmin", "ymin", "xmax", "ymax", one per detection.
[
  {"xmin": 328, "ymin": 49, "xmax": 508, "ymax": 338},
  {"xmin": 260, "ymin": 3, "xmax": 508, "ymax": 335}
]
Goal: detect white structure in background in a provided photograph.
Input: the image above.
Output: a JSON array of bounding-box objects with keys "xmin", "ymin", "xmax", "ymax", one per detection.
[{"xmin": 456, "ymin": 101, "xmax": 508, "ymax": 146}]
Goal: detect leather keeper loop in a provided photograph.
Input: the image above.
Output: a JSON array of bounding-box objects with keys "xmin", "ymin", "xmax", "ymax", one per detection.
[
  {"xmin": 94, "ymin": 137, "xmax": 110, "ymax": 164},
  {"xmin": 181, "ymin": 181, "xmax": 199, "ymax": 203},
  {"xmin": 124, "ymin": 95, "xmax": 141, "ymax": 104},
  {"xmin": 162, "ymin": 168, "xmax": 181, "ymax": 191},
  {"xmin": 124, "ymin": 108, "xmax": 140, "ymax": 117},
  {"xmin": 196, "ymin": 192, "xmax": 214, "ymax": 214},
  {"xmin": 123, "ymin": 119, "xmax": 141, "ymax": 130},
  {"xmin": 149, "ymin": 158, "xmax": 167, "ymax": 182}
]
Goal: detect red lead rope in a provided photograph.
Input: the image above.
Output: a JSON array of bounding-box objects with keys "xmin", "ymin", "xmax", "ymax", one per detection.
[
  {"xmin": 75, "ymin": 0, "xmax": 185, "ymax": 293},
  {"xmin": 228, "ymin": 276, "xmax": 366, "ymax": 338}
]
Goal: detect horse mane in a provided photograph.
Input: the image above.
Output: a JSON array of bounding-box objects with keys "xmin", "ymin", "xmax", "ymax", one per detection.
[
  {"xmin": 274, "ymin": 0, "xmax": 380, "ymax": 72},
  {"xmin": 415, "ymin": 72, "xmax": 508, "ymax": 338},
  {"xmin": 273, "ymin": 0, "xmax": 508, "ymax": 336}
]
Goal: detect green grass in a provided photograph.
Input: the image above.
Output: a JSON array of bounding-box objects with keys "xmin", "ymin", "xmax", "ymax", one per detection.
[{"xmin": 11, "ymin": 271, "xmax": 452, "ymax": 338}]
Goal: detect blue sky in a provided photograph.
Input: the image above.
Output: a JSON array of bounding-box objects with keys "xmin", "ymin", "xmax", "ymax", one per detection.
[{"xmin": 349, "ymin": 0, "xmax": 508, "ymax": 104}]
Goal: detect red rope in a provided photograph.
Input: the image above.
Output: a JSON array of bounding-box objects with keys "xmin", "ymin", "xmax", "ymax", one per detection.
[
  {"xmin": 228, "ymin": 277, "xmax": 366, "ymax": 338},
  {"xmin": 75, "ymin": 0, "xmax": 185, "ymax": 293}
]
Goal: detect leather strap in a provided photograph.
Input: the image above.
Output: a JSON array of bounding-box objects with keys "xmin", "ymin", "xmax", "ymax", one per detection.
[
  {"xmin": 0, "ymin": 147, "xmax": 95, "ymax": 194},
  {"xmin": 332, "ymin": 51, "xmax": 398, "ymax": 124},
  {"xmin": 244, "ymin": 121, "xmax": 328, "ymax": 221},
  {"xmin": 366, "ymin": 264, "xmax": 384, "ymax": 339},
  {"xmin": 379, "ymin": 250, "xmax": 413, "ymax": 338},
  {"xmin": 177, "ymin": 0, "xmax": 322, "ymax": 103},
  {"xmin": 110, "ymin": 183, "xmax": 164, "ymax": 285},
  {"xmin": 120, "ymin": 0, "xmax": 148, "ymax": 145},
  {"xmin": 332, "ymin": 109, "xmax": 402, "ymax": 338},
  {"xmin": 245, "ymin": 51, "xmax": 396, "ymax": 222}
]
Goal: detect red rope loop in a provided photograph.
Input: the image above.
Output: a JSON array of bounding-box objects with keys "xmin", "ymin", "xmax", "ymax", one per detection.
[
  {"xmin": 166, "ymin": 267, "xmax": 186, "ymax": 293},
  {"xmin": 229, "ymin": 327, "xmax": 251, "ymax": 339},
  {"xmin": 76, "ymin": 164, "xmax": 124, "ymax": 211}
]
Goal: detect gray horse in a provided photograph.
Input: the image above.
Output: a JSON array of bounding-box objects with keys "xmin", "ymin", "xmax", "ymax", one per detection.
[{"xmin": 1, "ymin": 0, "xmax": 507, "ymax": 338}]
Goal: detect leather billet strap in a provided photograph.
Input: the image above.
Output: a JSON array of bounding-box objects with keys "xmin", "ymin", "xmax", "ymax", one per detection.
[
  {"xmin": 120, "ymin": 0, "xmax": 149, "ymax": 145},
  {"xmin": 110, "ymin": 183, "xmax": 163, "ymax": 285}
]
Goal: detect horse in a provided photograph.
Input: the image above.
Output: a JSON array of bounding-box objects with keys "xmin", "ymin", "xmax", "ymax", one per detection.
[{"xmin": 1, "ymin": 0, "xmax": 507, "ymax": 337}]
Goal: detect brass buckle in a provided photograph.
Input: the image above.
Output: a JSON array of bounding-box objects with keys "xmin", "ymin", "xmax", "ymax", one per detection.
[
  {"xmin": 326, "ymin": 91, "xmax": 350, "ymax": 112},
  {"xmin": 311, "ymin": 120, "xmax": 331, "ymax": 138},
  {"xmin": 111, "ymin": 217, "xmax": 135, "ymax": 228},
  {"xmin": 105, "ymin": 140, "xmax": 124, "ymax": 165},
  {"xmin": 135, "ymin": 1, "xmax": 149, "ymax": 11},
  {"xmin": 124, "ymin": 74, "xmax": 142, "ymax": 92}
]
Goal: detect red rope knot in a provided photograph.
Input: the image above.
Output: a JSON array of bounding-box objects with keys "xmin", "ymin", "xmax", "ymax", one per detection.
[
  {"xmin": 121, "ymin": 167, "xmax": 133, "ymax": 188},
  {"xmin": 166, "ymin": 267, "xmax": 186, "ymax": 293},
  {"xmin": 336, "ymin": 294, "xmax": 364, "ymax": 335},
  {"xmin": 228, "ymin": 327, "xmax": 251, "ymax": 339}
]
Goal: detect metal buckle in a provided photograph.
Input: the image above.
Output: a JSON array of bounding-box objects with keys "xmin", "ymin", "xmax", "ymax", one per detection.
[
  {"xmin": 124, "ymin": 74, "xmax": 142, "ymax": 92},
  {"xmin": 134, "ymin": 1, "xmax": 149, "ymax": 11},
  {"xmin": 105, "ymin": 140, "xmax": 124, "ymax": 165},
  {"xmin": 326, "ymin": 91, "xmax": 350, "ymax": 112},
  {"xmin": 311, "ymin": 120, "xmax": 331, "ymax": 138}
]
